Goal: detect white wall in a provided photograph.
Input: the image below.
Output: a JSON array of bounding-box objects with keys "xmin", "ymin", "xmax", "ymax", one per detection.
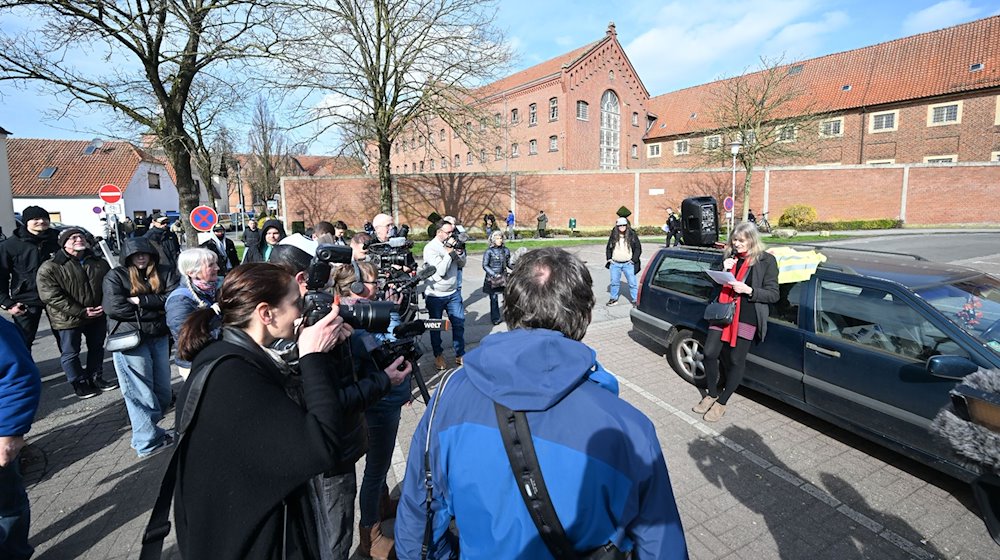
[
  {"xmin": 13, "ymin": 197, "xmax": 110, "ymax": 236},
  {"xmin": 0, "ymin": 131, "xmax": 15, "ymax": 236},
  {"xmin": 123, "ymin": 161, "xmax": 183, "ymax": 218}
]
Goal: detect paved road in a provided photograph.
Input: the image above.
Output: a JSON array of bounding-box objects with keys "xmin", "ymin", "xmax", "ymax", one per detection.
[{"xmin": 16, "ymin": 231, "xmax": 1000, "ymax": 559}]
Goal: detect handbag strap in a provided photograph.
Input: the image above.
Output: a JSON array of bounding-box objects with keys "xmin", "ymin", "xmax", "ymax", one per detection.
[
  {"xmin": 109, "ymin": 308, "xmax": 142, "ymax": 336},
  {"xmin": 139, "ymin": 354, "xmax": 229, "ymax": 560},
  {"xmin": 493, "ymin": 401, "xmax": 579, "ymax": 560}
]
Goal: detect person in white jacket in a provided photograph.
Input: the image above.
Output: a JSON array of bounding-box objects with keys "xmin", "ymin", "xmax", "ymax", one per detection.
[{"xmin": 422, "ymin": 219, "xmax": 466, "ymax": 371}]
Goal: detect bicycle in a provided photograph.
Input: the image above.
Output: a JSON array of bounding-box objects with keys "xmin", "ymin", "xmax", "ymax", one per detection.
[{"xmin": 757, "ymin": 212, "xmax": 772, "ymax": 233}]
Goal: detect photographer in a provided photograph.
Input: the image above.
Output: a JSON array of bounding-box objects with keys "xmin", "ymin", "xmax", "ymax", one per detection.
[
  {"xmin": 170, "ymin": 264, "xmax": 354, "ymax": 559},
  {"xmin": 370, "ymin": 213, "xmax": 416, "ymax": 272},
  {"xmin": 423, "ymin": 219, "xmax": 466, "ymax": 371},
  {"xmin": 269, "ymin": 237, "xmax": 410, "ymax": 560}
]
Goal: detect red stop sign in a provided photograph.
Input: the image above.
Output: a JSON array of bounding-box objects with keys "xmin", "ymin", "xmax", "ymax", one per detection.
[{"xmin": 99, "ymin": 184, "xmax": 122, "ymax": 204}]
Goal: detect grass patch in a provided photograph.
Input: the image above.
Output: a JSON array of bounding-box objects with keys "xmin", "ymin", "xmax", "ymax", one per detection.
[{"xmin": 411, "ymin": 237, "xmax": 604, "ymax": 255}]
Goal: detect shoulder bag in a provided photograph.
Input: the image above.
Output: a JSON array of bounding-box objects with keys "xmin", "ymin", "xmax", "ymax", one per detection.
[
  {"xmin": 494, "ymin": 402, "xmax": 630, "ymax": 560},
  {"xmin": 703, "ymin": 300, "xmax": 735, "ymax": 326},
  {"xmin": 105, "ymin": 310, "xmax": 142, "ymax": 352}
]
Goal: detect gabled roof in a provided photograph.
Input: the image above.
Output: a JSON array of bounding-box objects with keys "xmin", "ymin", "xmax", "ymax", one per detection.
[
  {"xmin": 646, "ymin": 15, "xmax": 1000, "ymax": 140},
  {"xmin": 7, "ymin": 138, "xmax": 165, "ymax": 197},
  {"xmin": 293, "ymin": 155, "xmax": 365, "ymax": 176},
  {"xmin": 477, "ymin": 41, "xmax": 600, "ymax": 99}
]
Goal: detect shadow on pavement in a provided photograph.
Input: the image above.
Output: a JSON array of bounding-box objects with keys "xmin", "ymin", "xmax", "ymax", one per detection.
[{"xmin": 689, "ymin": 425, "xmax": 945, "ymax": 559}]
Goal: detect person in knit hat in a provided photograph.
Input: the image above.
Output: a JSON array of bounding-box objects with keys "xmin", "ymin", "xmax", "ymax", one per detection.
[
  {"xmin": 0, "ymin": 206, "xmax": 60, "ymax": 350},
  {"xmin": 37, "ymin": 227, "xmax": 116, "ymax": 399}
]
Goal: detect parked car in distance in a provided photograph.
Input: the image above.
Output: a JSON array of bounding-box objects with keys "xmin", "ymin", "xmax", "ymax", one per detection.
[{"xmin": 630, "ymin": 244, "xmax": 1000, "ymax": 487}]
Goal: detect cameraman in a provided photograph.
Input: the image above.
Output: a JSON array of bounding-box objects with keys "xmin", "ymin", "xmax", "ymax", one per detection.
[
  {"xmin": 268, "ymin": 236, "xmax": 410, "ymax": 560},
  {"xmin": 370, "ymin": 213, "xmax": 416, "ymax": 272},
  {"xmin": 423, "ymin": 219, "xmax": 466, "ymax": 371}
]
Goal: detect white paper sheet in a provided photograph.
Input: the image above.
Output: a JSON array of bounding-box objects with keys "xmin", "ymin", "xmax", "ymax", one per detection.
[{"xmin": 706, "ymin": 270, "xmax": 737, "ymax": 285}]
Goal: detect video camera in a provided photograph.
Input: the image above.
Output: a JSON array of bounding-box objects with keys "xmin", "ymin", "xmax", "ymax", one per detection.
[
  {"xmin": 443, "ymin": 228, "xmax": 469, "ymax": 251},
  {"xmin": 362, "ymin": 318, "xmax": 448, "ymax": 401},
  {"xmin": 365, "ymin": 236, "xmax": 415, "ymax": 270},
  {"xmin": 302, "ymin": 243, "xmax": 396, "ymax": 330}
]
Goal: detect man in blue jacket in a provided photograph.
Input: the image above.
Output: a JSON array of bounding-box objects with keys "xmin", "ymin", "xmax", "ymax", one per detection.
[
  {"xmin": 0, "ymin": 317, "xmax": 42, "ymax": 560},
  {"xmin": 395, "ymin": 247, "xmax": 687, "ymax": 559}
]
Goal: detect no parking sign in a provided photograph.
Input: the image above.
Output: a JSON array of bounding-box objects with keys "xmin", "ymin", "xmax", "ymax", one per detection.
[{"xmin": 189, "ymin": 205, "xmax": 218, "ymax": 232}]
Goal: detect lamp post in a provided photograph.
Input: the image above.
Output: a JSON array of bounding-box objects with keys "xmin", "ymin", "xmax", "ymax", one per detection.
[{"xmin": 729, "ymin": 140, "xmax": 742, "ymax": 237}]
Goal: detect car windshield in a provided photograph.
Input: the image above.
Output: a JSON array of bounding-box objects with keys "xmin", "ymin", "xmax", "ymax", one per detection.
[{"xmin": 916, "ymin": 274, "xmax": 1000, "ymax": 357}]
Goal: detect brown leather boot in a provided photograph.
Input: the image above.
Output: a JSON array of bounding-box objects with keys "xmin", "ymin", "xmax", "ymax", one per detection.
[
  {"xmin": 357, "ymin": 521, "xmax": 395, "ymax": 560},
  {"xmin": 434, "ymin": 355, "xmax": 446, "ymax": 371},
  {"xmin": 455, "ymin": 355, "xmax": 463, "ymax": 367}
]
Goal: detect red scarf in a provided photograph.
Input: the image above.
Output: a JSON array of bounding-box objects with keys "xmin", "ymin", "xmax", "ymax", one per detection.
[{"xmin": 718, "ymin": 254, "xmax": 750, "ymax": 347}]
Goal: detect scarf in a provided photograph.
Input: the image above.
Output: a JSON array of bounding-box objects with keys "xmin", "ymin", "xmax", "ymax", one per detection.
[
  {"xmin": 718, "ymin": 253, "xmax": 751, "ymax": 347},
  {"xmin": 191, "ymin": 277, "xmax": 217, "ymax": 300}
]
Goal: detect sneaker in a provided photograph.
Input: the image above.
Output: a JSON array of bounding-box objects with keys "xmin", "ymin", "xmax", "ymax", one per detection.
[
  {"xmin": 73, "ymin": 380, "xmax": 101, "ymax": 399},
  {"xmin": 606, "ymin": 299, "xmax": 618, "ymax": 306},
  {"xmin": 138, "ymin": 432, "xmax": 176, "ymax": 459},
  {"xmin": 94, "ymin": 376, "xmax": 119, "ymax": 391}
]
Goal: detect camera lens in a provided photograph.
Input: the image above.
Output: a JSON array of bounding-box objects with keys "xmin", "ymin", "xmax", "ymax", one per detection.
[{"xmin": 338, "ymin": 301, "xmax": 396, "ymax": 332}]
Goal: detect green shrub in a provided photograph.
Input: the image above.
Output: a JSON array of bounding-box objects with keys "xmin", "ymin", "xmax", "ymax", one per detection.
[
  {"xmin": 616, "ymin": 206, "xmax": 632, "ymax": 218},
  {"xmin": 778, "ymin": 205, "xmax": 818, "ymax": 229},
  {"xmin": 635, "ymin": 225, "xmax": 665, "ymax": 236},
  {"xmin": 799, "ymin": 218, "xmax": 903, "ymax": 231}
]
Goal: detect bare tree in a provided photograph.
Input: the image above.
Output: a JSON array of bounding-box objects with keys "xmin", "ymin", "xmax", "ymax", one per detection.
[
  {"xmin": 244, "ymin": 97, "xmax": 301, "ymax": 213},
  {"xmin": 280, "ymin": 0, "xmax": 514, "ymax": 212},
  {"xmin": 0, "ymin": 1, "xmax": 288, "ymax": 244},
  {"xmin": 704, "ymin": 57, "xmax": 826, "ymax": 222}
]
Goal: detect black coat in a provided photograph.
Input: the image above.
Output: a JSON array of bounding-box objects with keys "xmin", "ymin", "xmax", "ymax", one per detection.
[
  {"xmin": 605, "ymin": 229, "xmax": 643, "ymax": 274},
  {"xmin": 201, "ymin": 236, "xmax": 240, "ymax": 273},
  {"xmin": 0, "ymin": 227, "xmax": 60, "ymax": 309},
  {"xmin": 713, "ymin": 251, "xmax": 780, "ymax": 341},
  {"xmin": 144, "ymin": 226, "xmax": 181, "ymax": 270},
  {"xmin": 243, "ymin": 220, "xmax": 286, "ymax": 263},
  {"xmin": 175, "ymin": 329, "xmax": 354, "ymax": 560},
  {"xmin": 102, "ymin": 238, "xmax": 180, "ymax": 339}
]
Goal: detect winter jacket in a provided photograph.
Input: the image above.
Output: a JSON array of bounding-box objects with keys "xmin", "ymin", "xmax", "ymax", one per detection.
[
  {"xmin": 0, "ymin": 318, "xmax": 41, "ymax": 438},
  {"xmin": 481, "ymin": 246, "xmax": 511, "ymax": 280},
  {"xmin": 102, "ymin": 238, "xmax": 180, "ymax": 340},
  {"xmin": 711, "ymin": 251, "xmax": 780, "ymax": 341},
  {"xmin": 36, "ymin": 248, "xmax": 111, "ymax": 330},
  {"xmin": 0, "ymin": 226, "xmax": 60, "ymax": 309},
  {"xmin": 243, "ymin": 220, "xmax": 286, "ymax": 264},
  {"xmin": 605, "ymin": 228, "xmax": 643, "ymax": 274},
  {"xmin": 241, "ymin": 227, "xmax": 262, "ymax": 261},
  {"xmin": 144, "ymin": 225, "xmax": 181, "ymax": 270},
  {"xmin": 394, "ymin": 329, "xmax": 688, "ymax": 559},
  {"xmin": 165, "ymin": 283, "xmax": 216, "ymax": 368},
  {"xmin": 200, "ymin": 236, "xmax": 240, "ymax": 273}
]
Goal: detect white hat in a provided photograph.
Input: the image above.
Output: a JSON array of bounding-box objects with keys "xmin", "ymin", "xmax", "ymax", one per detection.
[
  {"xmin": 279, "ymin": 233, "xmax": 318, "ymax": 256},
  {"xmin": 616, "ymin": 217, "xmax": 629, "ymax": 226}
]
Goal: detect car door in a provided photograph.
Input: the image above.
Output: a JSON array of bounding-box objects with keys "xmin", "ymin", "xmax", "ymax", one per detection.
[
  {"xmin": 802, "ymin": 275, "xmax": 966, "ymax": 461},
  {"xmin": 744, "ymin": 279, "xmax": 807, "ymax": 403},
  {"xmin": 643, "ymin": 251, "xmax": 719, "ymax": 330}
]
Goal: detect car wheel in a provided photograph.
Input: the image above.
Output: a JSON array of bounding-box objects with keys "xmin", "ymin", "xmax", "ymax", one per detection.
[{"xmin": 668, "ymin": 329, "xmax": 706, "ymax": 386}]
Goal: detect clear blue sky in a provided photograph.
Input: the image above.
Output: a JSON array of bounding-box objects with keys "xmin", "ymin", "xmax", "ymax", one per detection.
[{"xmin": 2, "ymin": 0, "xmax": 998, "ymax": 152}]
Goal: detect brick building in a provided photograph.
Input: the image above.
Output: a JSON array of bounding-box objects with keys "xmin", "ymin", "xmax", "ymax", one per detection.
[
  {"xmin": 389, "ymin": 23, "xmax": 652, "ymax": 175},
  {"xmin": 645, "ymin": 15, "xmax": 1000, "ymax": 167}
]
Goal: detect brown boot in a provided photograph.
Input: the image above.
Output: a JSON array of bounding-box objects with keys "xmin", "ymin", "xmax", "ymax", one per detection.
[
  {"xmin": 455, "ymin": 355, "xmax": 463, "ymax": 367},
  {"xmin": 703, "ymin": 402, "xmax": 727, "ymax": 422},
  {"xmin": 692, "ymin": 396, "xmax": 717, "ymax": 414},
  {"xmin": 434, "ymin": 355, "xmax": 446, "ymax": 371},
  {"xmin": 357, "ymin": 521, "xmax": 395, "ymax": 560}
]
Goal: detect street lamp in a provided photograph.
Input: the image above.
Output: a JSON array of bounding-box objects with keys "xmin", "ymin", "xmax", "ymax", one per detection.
[{"xmin": 729, "ymin": 139, "xmax": 742, "ymax": 236}]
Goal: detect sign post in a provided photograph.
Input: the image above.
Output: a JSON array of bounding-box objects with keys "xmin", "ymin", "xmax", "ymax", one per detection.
[{"xmin": 189, "ymin": 205, "xmax": 218, "ymax": 232}]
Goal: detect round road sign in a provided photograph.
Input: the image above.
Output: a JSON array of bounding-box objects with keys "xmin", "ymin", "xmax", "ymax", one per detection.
[
  {"xmin": 190, "ymin": 205, "xmax": 218, "ymax": 232},
  {"xmin": 99, "ymin": 184, "xmax": 122, "ymax": 204},
  {"xmin": 723, "ymin": 196, "xmax": 735, "ymax": 212}
]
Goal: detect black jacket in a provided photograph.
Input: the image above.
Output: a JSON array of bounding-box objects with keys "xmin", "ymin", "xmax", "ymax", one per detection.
[
  {"xmin": 243, "ymin": 219, "xmax": 286, "ymax": 263},
  {"xmin": 201, "ymin": 236, "xmax": 240, "ymax": 273},
  {"xmin": 712, "ymin": 251, "xmax": 780, "ymax": 341},
  {"xmin": 102, "ymin": 238, "xmax": 180, "ymax": 339},
  {"xmin": 144, "ymin": 226, "xmax": 181, "ymax": 270},
  {"xmin": 175, "ymin": 328, "xmax": 355, "ymax": 560},
  {"xmin": 605, "ymin": 229, "xmax": 643, "ymax": 274},
  {"xmin": 0, "ymin": 227, "xmax": 60, "ymax": 309},
  {"xmin": 482, "ymin": 246, "xmax": 511, "ymax": 279}
]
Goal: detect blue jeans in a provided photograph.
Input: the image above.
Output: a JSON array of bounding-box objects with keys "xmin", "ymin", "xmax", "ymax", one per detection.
[
  {"xmin": 359, "ymin": 381, "xmax": 409, "ymax": 527},
  {"xmin": 316, "ymin": 471, "xmax": 356, "ymax": 558},
  {"xmin": 56, "ymin": 317, "xmax": 107, "ymax": 384},
  {"xmin": 112, "ymin": 335, "xmax": 173, "ymax": 455},
  {"xmin": 0, "ymin": 456, "xmax": 32, "ymax": 560},
  {"xmin": 609, "ymin": 261, "xmax": 638, "ymax": 302},
  {"xmin": 426, "ymin": 291, "xmax": 465, "ymax": 357}
]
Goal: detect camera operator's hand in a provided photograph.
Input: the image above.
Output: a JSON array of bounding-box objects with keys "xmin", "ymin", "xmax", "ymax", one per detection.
[
  {"xmin": 383, "ymin": 287, "xmax": 403, "ymax": 305},
  {"xmin": 383, "ymin": 356, "xmax": 412, "ymax": 386},
  {"xmin": 298, "ymin": 306, "xmax": 354, "ymax": 355}
]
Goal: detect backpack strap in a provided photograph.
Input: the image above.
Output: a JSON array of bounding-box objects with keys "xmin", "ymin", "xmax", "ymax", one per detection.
[
  {"xmin": 493, "ymin": 401, "xmax": 579, "ymax": 560},
  {"xmin": 420, "ymin": 368, "xmax": 459, "ymax": 560},
  {"xmin": 139, "ymin": 354, "xmax": 230, "ymax": 560}
]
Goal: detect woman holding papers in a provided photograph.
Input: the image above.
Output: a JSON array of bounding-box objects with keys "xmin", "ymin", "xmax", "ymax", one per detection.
[{"xmin": 693, "ymin": 222, "xmax": 778, "ymax": 422}]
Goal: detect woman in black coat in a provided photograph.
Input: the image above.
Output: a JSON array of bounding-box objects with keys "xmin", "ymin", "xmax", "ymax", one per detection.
[
  {"xmin": 173, "ymin": 264, "xmax": 353, "ymax": 559},
  {"xmin": 693, "ymin": 222, "xmax": 779, "ymax": 422},
  {"xmin": 482, "ymin": 231, "xmax": 512, "ymax": 325}
]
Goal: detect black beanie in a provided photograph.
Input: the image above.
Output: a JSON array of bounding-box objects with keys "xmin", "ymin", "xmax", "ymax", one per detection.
[
  {"xmin": 58, "ymin": 227, "xmax": 88, "ymax": 247},
  {"xmin": 21, "ymin": 206, "xmax": 50, "ymax": 222}
]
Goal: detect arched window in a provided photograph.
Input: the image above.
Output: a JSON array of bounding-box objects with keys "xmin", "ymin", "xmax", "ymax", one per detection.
[
  {"xmin": 511, "ymin": 108, "xmax": 519, "ymax": 123},
  {"xmin": 419, "ymin": 161, "xmax": 425, "ymax": 172},
  {"xmin": 529, "ymin": 103, "xmax": 537, "ymax": 125},
  {"xmin": 495, "ymin": 146, "xmax": 502, "ymax": 160},
  {"xmin": 454, "ymin": 154, "xmax": 461, "ymax": 167},
  {"xmin": 466, "ymin": 152, "xmax": 473, "ymax": 165},
  {"xmin": 600, "ymin": 90, "xmax": 621, "ymax": 170},
  {"xmin": 549, "ymin": 98, "xmax": 558, "ymax": 121},
  {"xmin": 480, "ymin": 149, "xmax": 487, "ymax": 163},
  {"xmin": 576, "ymin": 100, "xmax": 589, "ymax": 120},
  {"xmin": 441, "ymin": 156, "xmax": 447, "ymax": 168}
]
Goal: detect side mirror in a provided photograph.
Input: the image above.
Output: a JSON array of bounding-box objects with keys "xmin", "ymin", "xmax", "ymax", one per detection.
[{"xmin": 927, "ymin": 355, "xmax": 978, "ymax": 380}]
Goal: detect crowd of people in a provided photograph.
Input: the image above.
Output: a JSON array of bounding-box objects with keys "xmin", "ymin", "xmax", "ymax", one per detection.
[{"xmin": 0, "ymin": 204, "xmax": 709, "ymax": 560}]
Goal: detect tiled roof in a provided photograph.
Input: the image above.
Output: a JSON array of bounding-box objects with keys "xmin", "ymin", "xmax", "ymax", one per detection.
[
  {"xmin": 293, "ymin": 155, "xmax": 365, "ymax": 176},
  {"xmin": 7, "ymin": 138, "xmax": 165, "ymax": 197},
  {"xmin": 646, "ymin": 15, "xmax": 1000, "ymax": 140},
  {"xmin": 476, "ymin": 40, "xmax": 604, "ymax": 99}
]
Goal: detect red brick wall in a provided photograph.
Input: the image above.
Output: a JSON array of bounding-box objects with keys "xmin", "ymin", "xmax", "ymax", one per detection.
[{"xmin": 280, "ymin": 164, "xmax": 1000, "ymax": 231}]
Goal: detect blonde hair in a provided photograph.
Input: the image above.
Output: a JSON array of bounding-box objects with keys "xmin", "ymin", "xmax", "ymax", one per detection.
[{"xmin": 725, "ymin": 222, "xmax": 765, "ymax": 264}]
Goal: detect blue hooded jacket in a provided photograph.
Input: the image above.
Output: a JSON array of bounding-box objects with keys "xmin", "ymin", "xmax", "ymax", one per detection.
[
  {"xmin": 0, "ymin": 318, "xmax": 41, "ymax": 438},
  {"xmin": 395, "ymin": 329, "xmax": 687, "ymax": 559}
]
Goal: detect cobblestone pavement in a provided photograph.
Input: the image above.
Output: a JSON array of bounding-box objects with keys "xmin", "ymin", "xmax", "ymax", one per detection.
[{"xmin": 17, "ymin": 238, "xmax": 999, "ymax": 559}]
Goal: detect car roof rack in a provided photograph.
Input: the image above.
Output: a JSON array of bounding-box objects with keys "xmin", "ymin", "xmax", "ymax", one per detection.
[{"xmin": 783, "ymin": 243, "xmax": 927, "ymax": 262}]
